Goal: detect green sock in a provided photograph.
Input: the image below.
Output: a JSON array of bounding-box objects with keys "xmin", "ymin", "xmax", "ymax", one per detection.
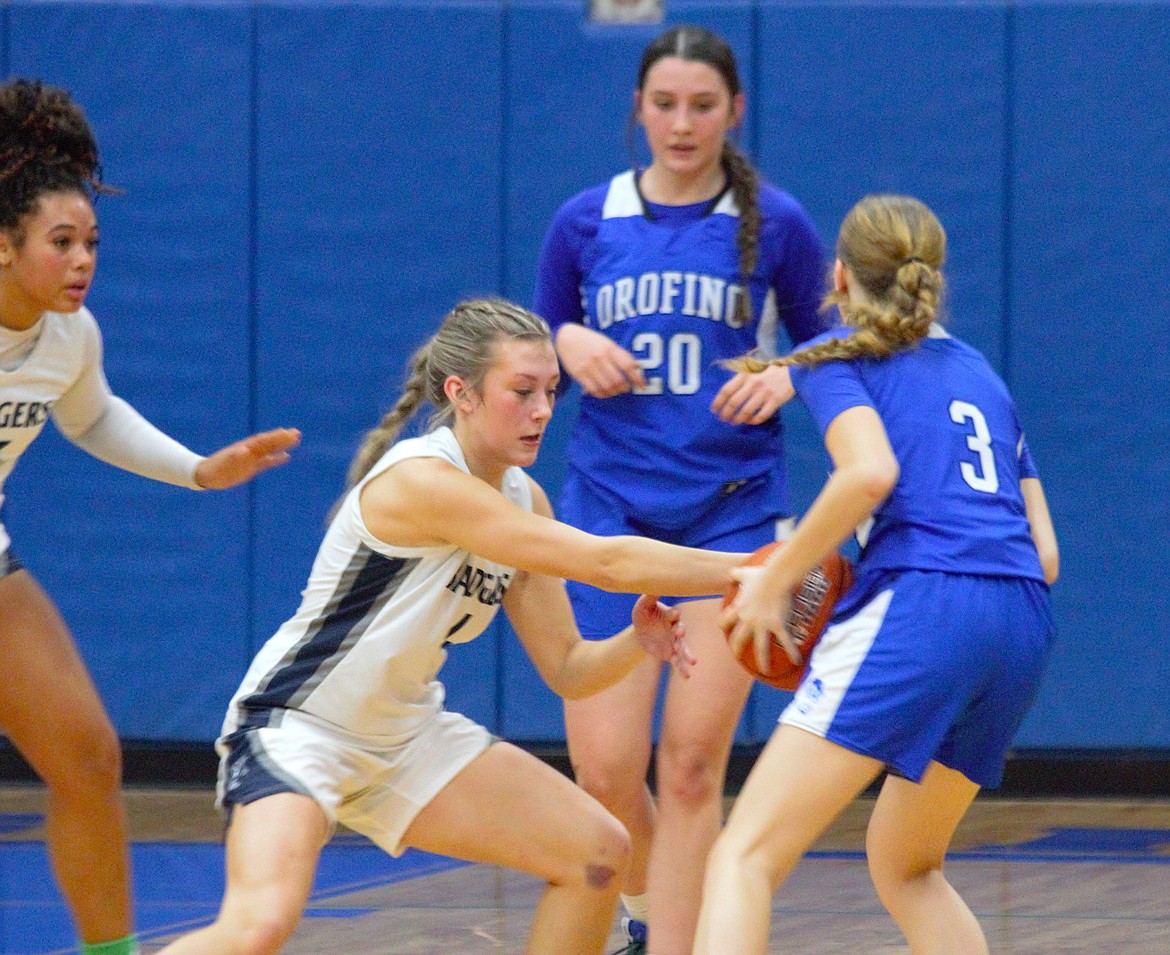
[{"xmin": 80, "ymin": 935, "xmax": 139, "ymax": 955}]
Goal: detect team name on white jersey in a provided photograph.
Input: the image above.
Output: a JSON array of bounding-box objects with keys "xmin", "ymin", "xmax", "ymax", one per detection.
[
  {"xmin": 591, "ymin": 271, "xmax": 748, "ymax": 330},
  {"xmin": 0, "ymin": 400, "xmax": 54, "ymax": 428},
  {"xmin": 445, "ymin": 563, "xmax": 512, "ymax": 607}
]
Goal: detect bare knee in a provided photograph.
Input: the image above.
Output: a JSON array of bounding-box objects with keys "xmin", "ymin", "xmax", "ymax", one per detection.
[
  {"xmin": 867, "ymin": 843, "xmax": 945, "ymax": 905},
  {"xmin": 217, "ymin": 901, "xmax": 302, "ymax": 955},
  {"xmin": 40, "ymin": 717, "xmax": 122, "ymax": 801},
  {"xmin": 655, "ymin": 742, "xmax": 724, "ymax": 812},
  {"xmin": 556, "ymin": 811, "xmax": 632, "ymax": 892},
  {"xmin": 706, "ymin": 827, "xmax": 777, "ymax": 890},
  {"xmin": 237, "ymin": 915, "xmax": 298, "ymax": 955},
  {"xmin": 570, "ymin": 755, "xmax": 646, "ymax": 812}
]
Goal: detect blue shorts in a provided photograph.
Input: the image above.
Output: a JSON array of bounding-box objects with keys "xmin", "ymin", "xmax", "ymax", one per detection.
[
  {"xmin": 782, "ymin": 569, "xmax": 1055, "ymax": 789},
  {"xmin": 560, "ymin": 468, "xmax": 790, "ymax": 640}
]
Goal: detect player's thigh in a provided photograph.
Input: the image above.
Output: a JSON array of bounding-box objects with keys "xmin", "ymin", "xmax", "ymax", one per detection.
[
  {"xmin": 0, "ymin": 569, "xmax": 116, "ymax": 775},
  {"xmin": 720, "ymin": 725, "xmax": 881, "ymax": 875},
  {"xmin": 221, "ymin": 794, "xmax": 329, "ymax": 926},
  {"xmin": 866, "ymin": 761, "xmax": 980, "ymax": 877},
  {"xmin": 659, "ymin": 597, "xmax": 753, "ymax": 755},
  {"xmin": 404, "ymin": 741, "xmax": 629, "ymax": 885},
  {"xmin": 564, "ymin": 651, "xmax": 660, "ymax": 775}
]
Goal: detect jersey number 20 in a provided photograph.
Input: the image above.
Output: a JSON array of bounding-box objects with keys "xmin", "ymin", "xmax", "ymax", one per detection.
[{"xmin": 630, "ymin": 332, "xmax": 701, "ymax": 395}]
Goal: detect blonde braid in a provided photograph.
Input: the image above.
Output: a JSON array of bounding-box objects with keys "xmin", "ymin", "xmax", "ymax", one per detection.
[
  {"xmin": 728, "ymin": 195, "xmax": 946, "ymax": 372},
  {"xmin": 345, "ymin": 344, "xmax": 431, "ymax": 489}
]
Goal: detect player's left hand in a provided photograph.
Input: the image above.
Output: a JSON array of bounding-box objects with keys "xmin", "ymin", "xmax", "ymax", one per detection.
[
  {"xmin": 632, "ymin": 594, "xmax": 696, "ymax": 678},
  {"xmin": 194, "ymin": 427, "xmax": 301, "ymax": 489},
  {"xmin": 711, "ymin": 365, "xmax": 794, "ymax": 425}
]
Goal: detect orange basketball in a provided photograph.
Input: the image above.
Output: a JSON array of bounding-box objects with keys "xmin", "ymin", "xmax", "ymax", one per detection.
[{"xmin": 723, "ymin": 541, "xmax": 853, "ymax": 691}]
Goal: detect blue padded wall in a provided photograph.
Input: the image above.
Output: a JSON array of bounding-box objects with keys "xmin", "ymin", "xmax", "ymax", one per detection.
[
  {"xmin": 1007, "ymin": 3, "xmax": 1170, "ymax": 746},
  {"xmin": 5, "ymin": 1, "xmax": 255, "ymax": 738},
  {"xmin": 1, "ymin": 0, "xmax": 1167, "ymax": 752},
  {"xmin": 250, "ymin": 0, "xmax": 508, "ymax": 727}
]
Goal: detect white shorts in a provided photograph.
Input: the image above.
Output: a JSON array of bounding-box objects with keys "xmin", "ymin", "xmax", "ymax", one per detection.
[{"xmin": 216, "ymin": 708, "xmax": 493, "ymax": 856}]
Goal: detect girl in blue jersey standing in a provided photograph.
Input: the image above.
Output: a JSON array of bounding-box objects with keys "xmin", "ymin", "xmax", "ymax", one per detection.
[
  {"xmin": 0, "ymin": 79, "xmax": 300, "ymax": 955},
  {"xmin": 532, "ymin": 24, "xmax": 826, "ymax": 955},
  {"xmin": 694, "ymin": 194, "xmax": 1060, "ymax": 954}
]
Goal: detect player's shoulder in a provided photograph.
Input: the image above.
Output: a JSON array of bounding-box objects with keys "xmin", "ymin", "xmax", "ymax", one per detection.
[
  {"xmin": 39, "ymin": 306, "xmax": 101, "ymax": 358},
  {"xmin": 926, "ymin": 327, "xmax": 994, "ymax": 367},
  {"xmin": 552, "ymin": 178, "xmax": 612, "ymax": 221},
  {"xmin": 757, "ymin": 181, "xmax": 815, "ymax": 224}
]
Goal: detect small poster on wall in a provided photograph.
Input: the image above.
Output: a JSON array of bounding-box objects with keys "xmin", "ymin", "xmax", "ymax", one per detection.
[{"xmin": 588, "ymin": 0, "xmax": 664, "ymax": 25}]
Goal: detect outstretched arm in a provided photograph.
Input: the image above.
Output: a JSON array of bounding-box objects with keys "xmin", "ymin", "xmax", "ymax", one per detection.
[
  {"xmin": 359, "ymin": 458, "xmax": 742, "ymax": 597},
  {"xmin": 53, "ymin": 321, "xmax": 298, "ymax": 490}
]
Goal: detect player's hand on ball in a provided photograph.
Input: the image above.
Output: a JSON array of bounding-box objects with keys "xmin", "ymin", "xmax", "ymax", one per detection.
[
  {"xmin": 721, "ymin": 542, "xmax": 853, "ymax": 690},
  {"xmin": 632, "ymin": 594, "xmax": 696, "ymax": 678},
  {"xmin": 722, "ymin": 566, "xmax": 800, "ymax": 670}
]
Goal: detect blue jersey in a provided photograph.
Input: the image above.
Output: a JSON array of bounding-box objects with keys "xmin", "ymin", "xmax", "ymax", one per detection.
[
  {"xmin": 534, "ymin": 170, "xmax": 826, "ymax": 527},
  {"xmin": 790, "ymin": 326, "xmax": 1045, "ymax": 581}
]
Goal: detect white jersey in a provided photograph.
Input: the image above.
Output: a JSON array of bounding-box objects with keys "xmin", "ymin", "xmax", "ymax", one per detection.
[
  {"xmin": 0, "ymin": 307, "xmax": 201, "ymax": 553},
  {"xmin": 0, "ymin": 309, "xmax": 99, "ymax": 551},
  {"xmin": 223, "ymin": 427, "xmax": 531, "ymax": 745}
]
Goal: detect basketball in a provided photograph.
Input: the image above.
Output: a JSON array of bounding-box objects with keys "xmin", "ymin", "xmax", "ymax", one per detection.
[{"xmin": 723, "ymin": 541, "xmax": 853, "ymax": 691}]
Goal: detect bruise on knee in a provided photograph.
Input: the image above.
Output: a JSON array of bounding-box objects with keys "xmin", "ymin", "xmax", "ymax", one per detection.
[{"xmin": 585, "ymin": 862, "xmax": 616, "ymax": 890}]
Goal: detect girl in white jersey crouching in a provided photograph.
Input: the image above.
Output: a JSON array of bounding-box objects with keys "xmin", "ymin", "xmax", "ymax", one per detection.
[{"xmin": 156, "ymin": 298, "xmax": 745, "ymax": 955}]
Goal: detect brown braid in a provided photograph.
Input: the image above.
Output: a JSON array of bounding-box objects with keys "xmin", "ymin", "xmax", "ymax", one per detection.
[
  {"xmin": 728, "ymin": 195, "xmax": 946, "ymax": 372},
  {"xmin": 721, "ymin": 140, "xmax": 760, "ymax": 327}
]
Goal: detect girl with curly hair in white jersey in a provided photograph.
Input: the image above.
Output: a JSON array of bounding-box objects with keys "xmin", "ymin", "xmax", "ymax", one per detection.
[
  {"xmin": 695, "ymin": 195, "xmax": 1060, "ymax": 954},
  {"xmin": 155, "ymin": 298, "xmax": 746, "ymax": 955},
  {"xmin": 0, "ymin": 78, "xmax": 300, "ymax": 955}
]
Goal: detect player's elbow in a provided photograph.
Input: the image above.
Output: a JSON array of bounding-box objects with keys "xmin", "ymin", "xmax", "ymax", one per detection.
[
  {"xmin": 854, "ymin": 456, "xmax": 899, "ymax": 508},
  {"xmin": 1038, "ymin": 543, "xmax": 1059, "ymax": 585}
]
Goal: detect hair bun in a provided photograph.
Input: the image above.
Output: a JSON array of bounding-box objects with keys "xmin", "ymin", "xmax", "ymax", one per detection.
[
  {"xmin": 5, "ymin": 79, "xmax": 98, "ymax": 163},
  {"xmin": 0, "ymin": 78, "xmax": 106, "ymax": 226}
]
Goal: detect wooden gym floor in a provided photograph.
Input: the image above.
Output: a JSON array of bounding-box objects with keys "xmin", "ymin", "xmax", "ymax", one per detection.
[{"xmin": 1, "ymin": 784, "xmax": 1168, "ymax": 954}]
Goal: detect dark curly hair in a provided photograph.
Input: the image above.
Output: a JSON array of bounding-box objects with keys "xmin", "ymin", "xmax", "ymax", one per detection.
[{"xmin": 0, "ymin": 78, "xmax": 108, "ymax": 238}]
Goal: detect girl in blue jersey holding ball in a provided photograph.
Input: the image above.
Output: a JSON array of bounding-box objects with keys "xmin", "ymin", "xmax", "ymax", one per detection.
[
  {"xmin": 695, "ymin": 194, "xmax": 1059, "ymax": 955},
  {"xmin": 533, "ymin": 24, "xmax": 827, "ymax": 955}
]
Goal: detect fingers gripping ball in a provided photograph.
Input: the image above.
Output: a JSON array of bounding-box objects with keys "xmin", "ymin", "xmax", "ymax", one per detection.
[{"xmin": 724, "ymin": 542, "xmax": 854, "ymax": 690}]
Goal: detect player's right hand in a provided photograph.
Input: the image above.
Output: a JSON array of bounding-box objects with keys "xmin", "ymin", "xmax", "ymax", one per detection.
[{"xmin": 555, "ymin": 324, "xmax": 646, "ymax": 397}]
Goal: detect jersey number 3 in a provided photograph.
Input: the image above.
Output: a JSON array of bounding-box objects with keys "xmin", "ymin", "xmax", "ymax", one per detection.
[{"xmin": 949, "ymin": 400, "xmax": 999, "ymax": 494}]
